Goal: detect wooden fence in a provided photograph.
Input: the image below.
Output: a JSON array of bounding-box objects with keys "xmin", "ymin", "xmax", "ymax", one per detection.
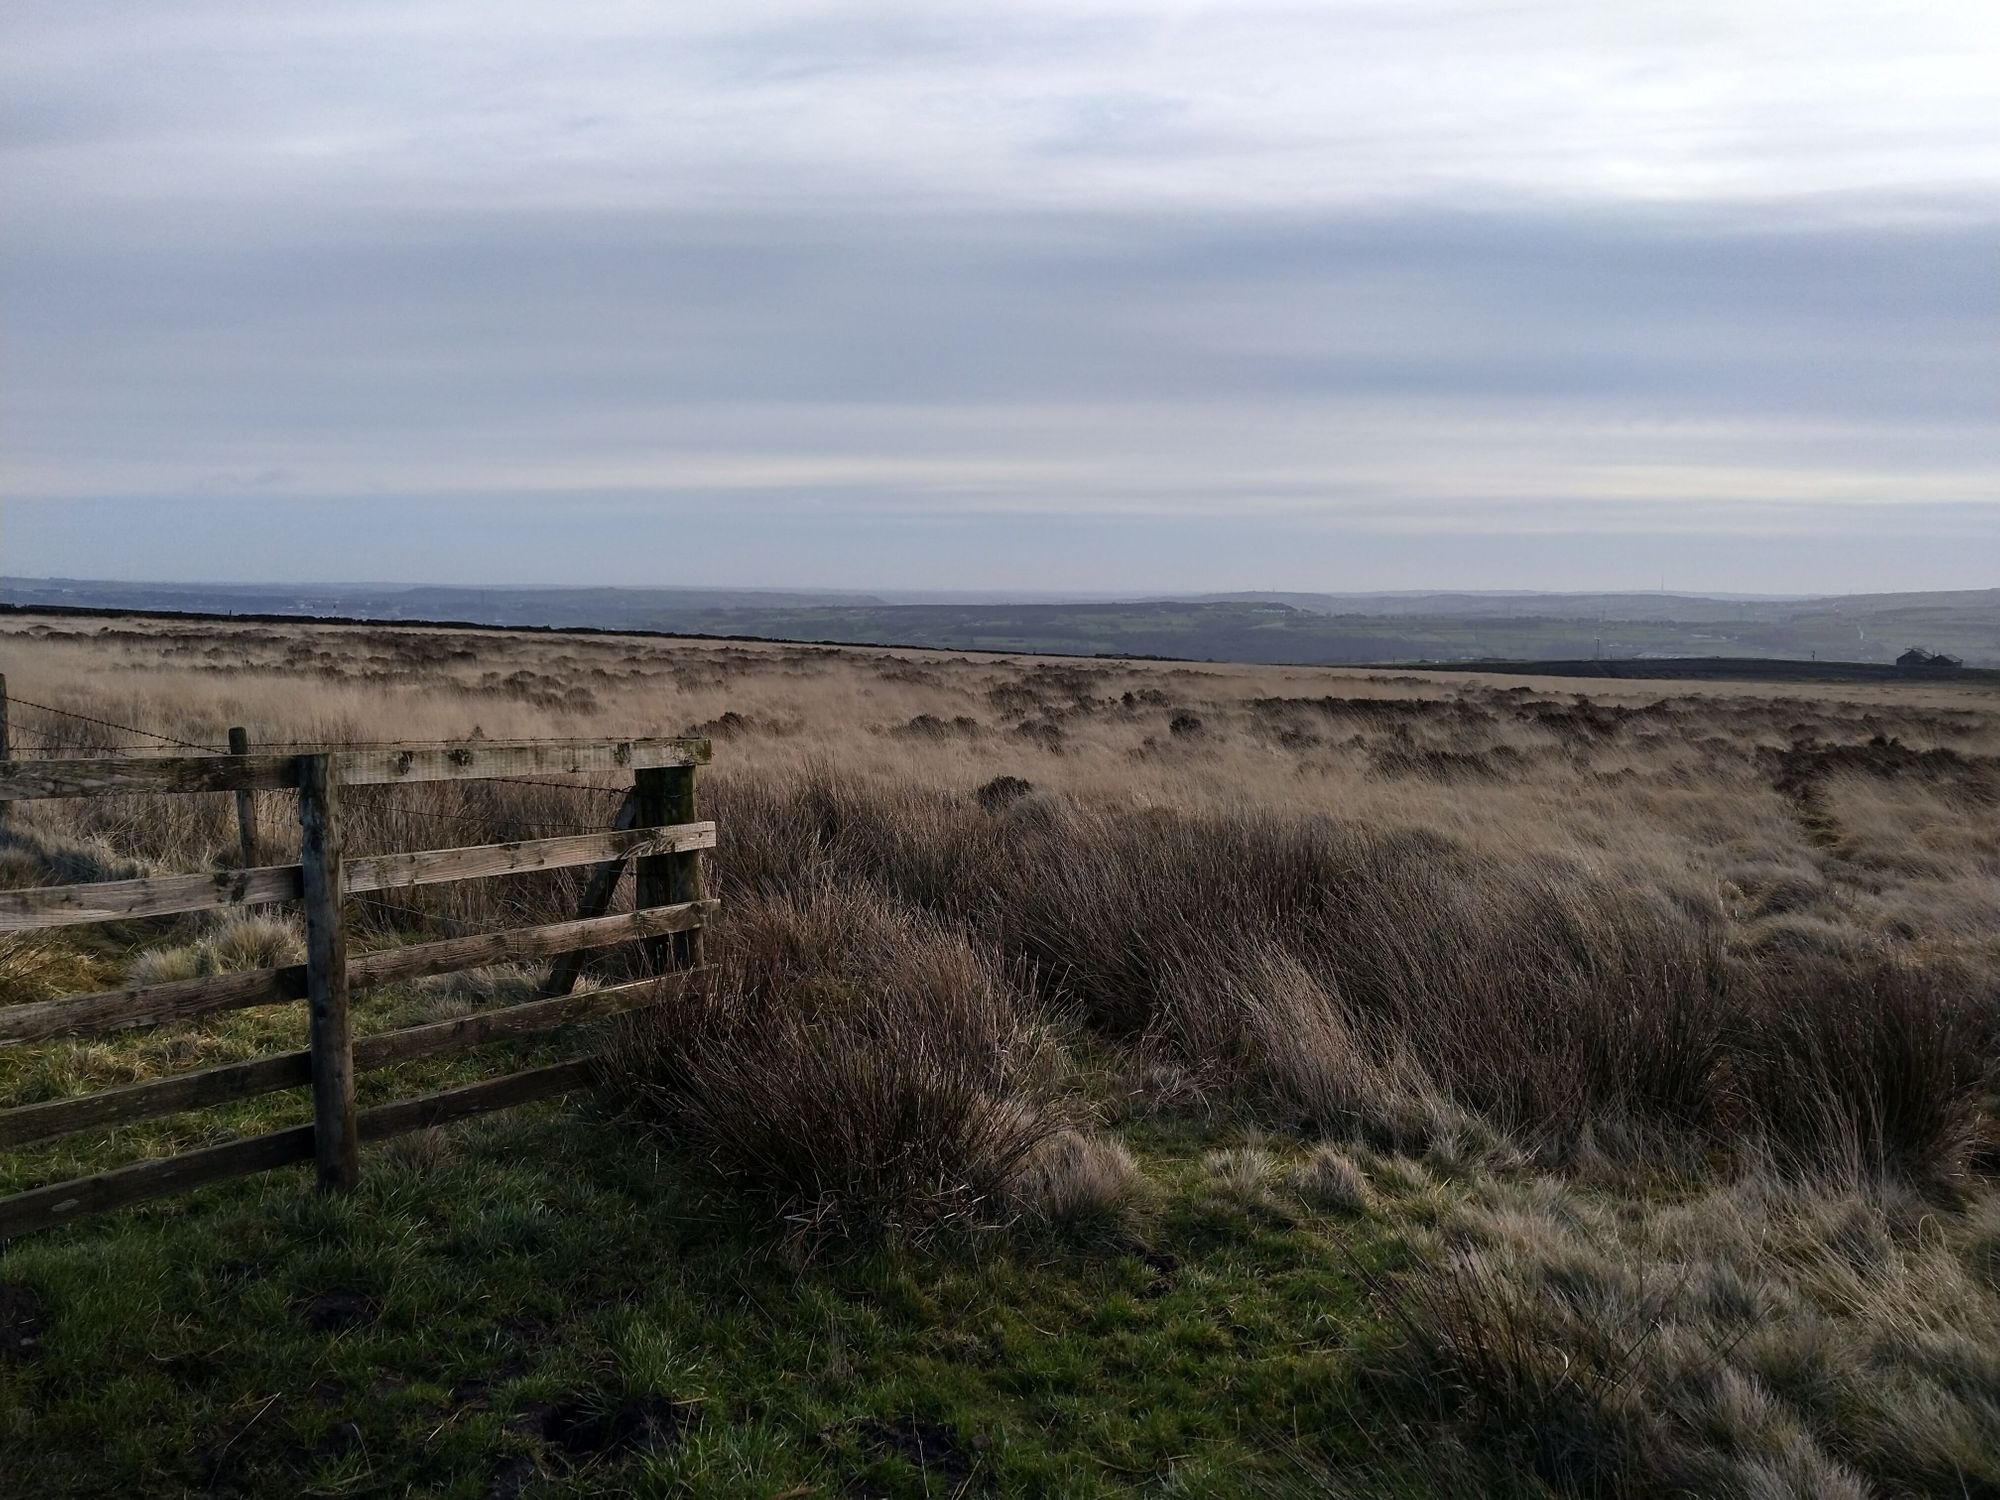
[{"xmin": 0, "ymin": 732, "xmax": 715, "ymax": 1238}]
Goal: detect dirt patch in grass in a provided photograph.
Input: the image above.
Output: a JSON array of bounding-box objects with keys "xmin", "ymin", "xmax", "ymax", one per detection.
[
  {"xmin": 1765, "ymin": 735, "xmax": 2000, "ymax": 805},
  {"xmin": 295, "ymin": 1289, "xmax": 380, "ymax": 1333},
  {"xmin": 854, "ymin": 1414, "xmax": 990, "ymax": 1492},
  {"xmin": 481, "ymin": 1455, "xmax": 536, "ymax": 1500},
  {"xmin": 517, "ymin": 1392, "xmax": 695, "ymax": 1466},
  {"xmin": 0, "ymin": 1279, "xmax": 50, "ymax": 1360}
]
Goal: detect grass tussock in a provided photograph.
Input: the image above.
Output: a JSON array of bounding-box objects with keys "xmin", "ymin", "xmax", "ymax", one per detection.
[
  {"xmin": 127, "ymin": 914, "xmax": 304, "ymax": 986},
  {"xmin": 1292, "ymin": 1146, "xmax": 1375, "ymax": 1215},
  {"xmin": 606, "ymin": 883, "xmax": 1065, "ymax": 1242},
  {"xmin": 1010, "ymin": 1126, "xmax": 1143, "ymax": 1229},
  {"xmin": 1375, "ymin": 1172, "xmax": 2000, "ymax": 1497},
  {"xmin": 1738, "ymin": 953, "xmax": 1996, "ymax": 1181}
]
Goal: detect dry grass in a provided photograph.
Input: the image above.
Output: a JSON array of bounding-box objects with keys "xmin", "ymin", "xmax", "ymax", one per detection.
[
  {"xmin": 1011, "ymin": 1126, "xmax": 1143, "ymax": 1228},
  {"xmin": 1376, "ymin": 1170, "xmax": 2000, "ymax": 1496},
  {"xmin": 1292, "ymin": 1146, "xmax": 1376, "ymax": 1215},
  {"xmin": 4, "ymin": 612, "xmax": 2000, "ymax": 1492},
  {"xmin": 602, "ymin": 883, "xmax": 1066, "ymax": 1241},
  {"xmin": 0, "ymin": 933, "xmax": 116, "ymax": 1007},
  {"xmin": 127, "ymin": 912, "xmax": 304, "ymax": 987}
]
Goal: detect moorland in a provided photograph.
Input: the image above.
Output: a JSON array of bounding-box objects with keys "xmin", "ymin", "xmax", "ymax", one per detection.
[{"xmin": 2, "ymin": 612, "xmax": 1998, "ymax": 1497}]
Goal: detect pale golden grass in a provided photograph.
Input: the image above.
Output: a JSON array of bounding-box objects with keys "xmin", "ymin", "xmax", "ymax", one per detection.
[
  {"xmin": 1011, "ymin": 1127, "xmax": 1143, "ymax": 1227},
  {"xmin": 1291, "ymin": 1144, "xmax": 1376, "ymax": 1214},
  {"xmin": 128, "ymin": 912, "xmax": 303, "ymax": 987},
  {"xmin": 1383, "ymin": 1169, "xmax": 2000, "ymax": 1496}
]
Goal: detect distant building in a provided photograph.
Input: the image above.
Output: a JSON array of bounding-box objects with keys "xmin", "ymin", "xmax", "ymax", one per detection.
[{"xmin": 1897, "ymin": 647, "xmax": 1964, "ymax": 671}]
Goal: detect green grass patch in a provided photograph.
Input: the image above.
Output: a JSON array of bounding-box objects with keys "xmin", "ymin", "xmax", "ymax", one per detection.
[{"xmin": 1, "ymin": 1111, "xmax": 1428, "ymax": 1497}]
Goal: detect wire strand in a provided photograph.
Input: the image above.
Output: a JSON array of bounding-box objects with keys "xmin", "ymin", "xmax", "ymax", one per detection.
[
  {"xmin": 7, "ymin": 695, "xmax": 224, "ymax": 753},
  {"xmin": 477, "ymin": 775, "xmax": 629, "ymax": 795},
  {"xmin": 350, "ymin": 797, "xmax": 611, "ymax": 838}
]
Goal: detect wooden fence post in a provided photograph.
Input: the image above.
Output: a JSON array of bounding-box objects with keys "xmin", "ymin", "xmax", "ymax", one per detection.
[
  {"xmin": 228, "ymin": 726, "xmax": 257, "ymax": 867},
  {"xmin": 633, "ymin": 764, "xmax": 704, "ymax": 973},
  {"xmin": 542, "ymin": 789, "xmax": 640, "ymax": 998},
  {"xmin": 0, "ymin": 673, "xmax": 10, "ymax": 825},
  {"xmin": 298, "ymin": 754, "xmax": 359, "ymax": 1191}
]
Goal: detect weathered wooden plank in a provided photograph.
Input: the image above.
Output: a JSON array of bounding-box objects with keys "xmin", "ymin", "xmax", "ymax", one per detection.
[
  {"xmin": 0, "ymin": 967, "xmax": 307, "ymax": 1046},
  {"xmin": 0, "ymin": 900, "xmax": 718, "ymax": 1047},
  {"xmin": 0, "ymin": 864, "xmax": 303, "ymax": 933},
  {"xmin": 348, "ymin": 900, "xmax": 717, "ymax": 990},
  {"xmin": 0, "ymin": 823, "xmax": 714, "ymax": 935},
  {"xmin": 543, "ymin": 790, "xmax": 640, "ymax": 998},
  {"xmin": 337, "ymin": 738, "xmax": 709, "ymax": 787},
  {"xmin": 345, "ymin": 822, "xmax": 713, "ymax": 895},
  {"xmin": 0, "ymin": 1051, "xmax": 313, "ymax": 1149},
  {"xmin": 300, "ymin": 755, "xmax": 358, "ymax": 1192},
  {"xmin": 356, "ymin": 1058, "xmax": 597, "ymax": 1144},
  {"xmin": 0, "ymin": 738, "xmax": 709, "ymax": 802},
  {"xmin": 0, "ymin": 755, "xmax": 301, "ymax": 802},
  {"xmin": 352, "ymin": 975, "xmax": 683, "ymax": 1072},
  {"xmin": 0, "ymin": 1054, "xmax": 591, "ymax": 1238},
  {"xmin": 0, "ymin": 1036, "xmax": 628, "ymax": 1237},
  {"xmin": 0, "ymin": 974, "xmax": 692, "ymax": 1148},
  {"xmin": 0, "ymin": 1126, "xmax": 315, "ymax": 1240}
]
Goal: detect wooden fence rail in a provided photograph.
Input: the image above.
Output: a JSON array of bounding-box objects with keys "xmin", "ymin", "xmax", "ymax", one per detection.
[
  {"xmin": 0, "ymin": 822, "xmax": 715, "ymax": 933},
  {"xmin": 0, "ymin": 733, "xmax": 714, "ymax": 1239}
]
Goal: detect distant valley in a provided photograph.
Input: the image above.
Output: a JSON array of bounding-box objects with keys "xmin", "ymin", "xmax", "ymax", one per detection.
[{"xmin": 5, "ymin": 577, "xmax": 1997, "ymax": 668}]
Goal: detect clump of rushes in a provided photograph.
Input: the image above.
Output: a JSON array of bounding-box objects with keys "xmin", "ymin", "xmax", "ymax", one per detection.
[
  {"xmin": 1292, "ymin": 1145, "xmax": 1375, "ymax": 1214},
  {"xmin": 606, "ymin": 883, "xmax": 1063, "ymax": 1244},
  {"xmin": 1011, "ymin": 1126, "xmax": 1142, "ymax": 1230},
  {"xmin": 1734, "ymin": 951, "xmax": 1995, "ymax": 1183},
  {"xmin": 707, "ymin": 773, "xmax": 1996, "ymax": 1186}
]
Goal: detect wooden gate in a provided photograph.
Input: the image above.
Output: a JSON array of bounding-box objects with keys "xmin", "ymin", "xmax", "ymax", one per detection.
[{"xmin": 0, "ymin": 736, "xmax": 715, "ymax": 1238}]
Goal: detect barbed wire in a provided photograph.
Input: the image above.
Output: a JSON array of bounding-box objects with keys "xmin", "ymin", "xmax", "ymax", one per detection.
[
  {"xmin": 5, "ymin": 703, "xmax": 687, "ymax": 773},
  {"xmin": 346, "ymin": 790, "xmax": 619, "ymax": 839},
  {"xmin": 1, "ymin": 728, "xmax": 71, "ymax": 750},
  {"xmin": 246, "ymin": 736, "xmax": 692, "ymax": 750},
  {"xmin": 4, "ymin": 699, "xmax": 660, "ymax": 843},
  {"xmin": 478, "ymin": 776, "xmax": 630, "ymax": 796},
  {"xmin": 347, "ymin": 888, "xmax": 606, "ymax": 940},
  {"xmin": 6, "ymin": 695, "xmax": 224, "ymax": 753},
  {"xmin": 348, "ymin": 891, "xmax": 488, "ymax": 936}
]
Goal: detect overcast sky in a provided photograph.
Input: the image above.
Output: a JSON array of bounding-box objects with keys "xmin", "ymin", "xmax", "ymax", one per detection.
[{"xmin": 3, "ymin": 1, "xmax": 1996, "ymax": 593}]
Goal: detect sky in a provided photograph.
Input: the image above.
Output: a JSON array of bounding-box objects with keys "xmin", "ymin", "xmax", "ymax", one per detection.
[{"xmin": 3, "ymin": 1, "xmax": 1997, "ymax": 594}]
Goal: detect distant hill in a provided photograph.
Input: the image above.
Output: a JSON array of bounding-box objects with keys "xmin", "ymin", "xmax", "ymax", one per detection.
[
  {"xmin": 0, "ymin": 578, "xmax": 884, "ymax": 630},
  {"xmin": 1418, "ymin": 656, "xmax": 2000, "ymax": 686},
  {"xmin": 1187, "ymin": 590, "xmax": 1808, "ymax": 621},
  {"xmin": 1186, "ymin": 588, "xmax": 2000, "ymax": 624},
  {"xmin": 4, "ymin": 577, "xmax": 1996, "ymax": 667}
]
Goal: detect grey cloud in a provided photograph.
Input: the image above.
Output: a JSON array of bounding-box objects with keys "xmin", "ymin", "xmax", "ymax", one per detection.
[
  {"xmin": 3, "ymin": 3, "xmax": 1997, "ymax": 591},
  {"xmin": 9, "ymin": 204, "xmax": 1994, "ymax": 422}
]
